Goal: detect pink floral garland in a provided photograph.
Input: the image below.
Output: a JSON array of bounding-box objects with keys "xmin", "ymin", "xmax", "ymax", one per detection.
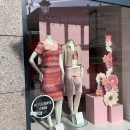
[{"xmin": 95, "ymin": 32, "xmax": 119, "ymax": 107}]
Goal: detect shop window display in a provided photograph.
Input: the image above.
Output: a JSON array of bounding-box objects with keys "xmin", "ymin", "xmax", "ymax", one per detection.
[{"xmin": 25, "ymin": 0, "xmax": 130, "ymax": 130}]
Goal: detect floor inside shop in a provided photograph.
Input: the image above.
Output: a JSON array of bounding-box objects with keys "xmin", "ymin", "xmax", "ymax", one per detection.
[
  {"xmin": 31, "ymin": 96, "xmax": 130, "ymax": 130},
  {"xmin": 31, "ymin": 117, "xmax": 130, "ymax": 130}
]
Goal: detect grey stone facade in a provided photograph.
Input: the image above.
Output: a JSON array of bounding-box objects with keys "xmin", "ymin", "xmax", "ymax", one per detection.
[{"xmin": 0, "ymin": 0, "xmax": 26, "ymax": 130}]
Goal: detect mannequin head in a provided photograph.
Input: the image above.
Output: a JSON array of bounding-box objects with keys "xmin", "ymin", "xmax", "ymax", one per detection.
[
  {"xmin": 66, "ymin": 39, "xmax": 74, "ymax": 46},
  {"xmin": 46, "ymin": 35, "xmax": 52, "ymax": 40}
]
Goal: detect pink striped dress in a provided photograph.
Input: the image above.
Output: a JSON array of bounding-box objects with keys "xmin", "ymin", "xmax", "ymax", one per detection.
[{"xmin": 35, "ymin": 41, "xmax": 63, "ymax": 101}]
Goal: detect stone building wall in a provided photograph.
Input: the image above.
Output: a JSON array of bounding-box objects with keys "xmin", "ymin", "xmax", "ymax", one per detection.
[{"xmin": 0, "ymin": 0, "xmax": 26, "ymax": 130}]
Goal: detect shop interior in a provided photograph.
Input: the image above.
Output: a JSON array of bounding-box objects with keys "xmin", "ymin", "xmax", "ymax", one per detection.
[{"xmin": 26, "ymin": 0, "xmax": 130, "ymax": 130}]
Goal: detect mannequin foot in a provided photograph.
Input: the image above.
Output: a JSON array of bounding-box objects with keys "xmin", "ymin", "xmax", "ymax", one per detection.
[
  {"xmin": 49, "ymin": 126, "xmax": 55, "ymax": 130},
  {"xmin": 71, "ymin": 114, "xmax": 76, "ymax": 123}
]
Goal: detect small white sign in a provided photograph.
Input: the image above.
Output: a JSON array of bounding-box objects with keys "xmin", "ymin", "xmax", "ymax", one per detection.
[
  {"xmin": 30, "ymin": 111, "xmax": 43, "ymax": 116},
  {"xmin": 55, "ymin": 123, "xmax": 65, "ymax": 130},
  {"xmin": 75, "ymin": 112, "xmax": 84, "ymax": 125}
]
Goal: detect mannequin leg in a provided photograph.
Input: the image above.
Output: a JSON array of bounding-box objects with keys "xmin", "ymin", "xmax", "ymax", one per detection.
[
  {"xmin": 70, "ymin": 107, "xmax": 74, "ymax": 114},
  {"xmin": 74, "ymin": 106, "xmax": 78, "ymax": 114},
  {"xmin": 65, "ymin": 68, "xmax": 74, "ymax": 109},
  {"xmin": 73, "ymin": 70, "xmax": 82, "ymax": 113},
  {"xmin": 65, "ymin": 72, "xmax": 74, "ymax": 109},
  {"xmin": 70, "ymin": 107, "xmax": 76, "ymax": 123},
  {"xmin": 65, "ymin": 68, "xmax": 77, "ymax": 123},
  {"xmin": 55, "ymin": 100, "xmax": 63, "ymax": 124},
  {"xmin": 47, "ymin": 115, "xmax": 53, "ymax": 129}
]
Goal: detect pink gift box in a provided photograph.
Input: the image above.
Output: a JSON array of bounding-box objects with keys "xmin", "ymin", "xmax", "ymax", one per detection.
[
  {"xmin": 85, "ymin": 93, "xmax": 107, "ymax": 124},
  {"xmin": 108, "ymin": 103, "xmax": 123, "ymax": 122}
]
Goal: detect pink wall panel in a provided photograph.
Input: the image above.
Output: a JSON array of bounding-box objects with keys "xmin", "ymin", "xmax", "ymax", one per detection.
[
  {"xmin": 84, "ymin": 26, "xmax": 89, "ymax": 45},
  {"xmin": 82, "ymin": 51, "xmax": 89, "ymax": 89},
  {"xmin": 50, "ymin": 23, "xmax": 65, "ymax": 44},
  {"xmin": 68, "ymin": 25, "xmax": 81, "ymax": 44},
  {"xmin": 39, "ymin": 22, "xmax": 47, "ymax": 41}
]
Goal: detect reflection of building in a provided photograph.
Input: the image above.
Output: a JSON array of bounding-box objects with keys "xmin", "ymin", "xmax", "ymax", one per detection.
[{"xmin": 1, "ymin": 0, "xmax": 130, "ymax": 130}]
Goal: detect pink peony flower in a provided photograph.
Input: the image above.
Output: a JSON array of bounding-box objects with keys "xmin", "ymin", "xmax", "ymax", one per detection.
[
  {"xmin": 104, "ymin": 83, "xmax": 112, "ymax": 92},
  {"xmin": 96, "ymin": 84, "xmax": 104, "ymax": 97},
  {"xmin": 105, "ymin": 33, "xmax": 112, "ymax": 43},
  {"xmin": 97, "ymin": 84, "xmax": 102, "ymax": 90},
  {"xmin": 96, "ymin": 89, "xmax": 104, "ymax": 97},
  {"xmin": 106, "ymin": 61, "xmax": 112, "ymax": 68},
  {"xmin": 107, "ymin": 53, "xmax": 112, "ymax": 62},
  {"xmin": 107, "ymin": 53, "xmax": 116, "ymax": 62},
  {"xmin": 108, "ymin": 75, "xmax": 118, "ymax": 87}
]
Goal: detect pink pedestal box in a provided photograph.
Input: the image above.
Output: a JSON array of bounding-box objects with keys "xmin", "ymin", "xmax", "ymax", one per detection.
[
  {"xmin": 108, "ymin": 103, "xmax": 123, "ymax": 122},
  {"xmin": 85, "ymin": 93, "xmax": 107, "ymax": 124}
]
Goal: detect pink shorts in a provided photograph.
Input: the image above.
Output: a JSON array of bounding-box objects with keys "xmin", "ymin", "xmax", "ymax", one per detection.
[{"xmin": 65, "ymin": 68, "xmax": 82, "ymax": 108}]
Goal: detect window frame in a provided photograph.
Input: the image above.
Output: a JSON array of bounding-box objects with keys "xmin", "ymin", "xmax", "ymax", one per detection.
[{"xmin": 22, "ymin": 0, "xmax": 130, "ymax": 130}]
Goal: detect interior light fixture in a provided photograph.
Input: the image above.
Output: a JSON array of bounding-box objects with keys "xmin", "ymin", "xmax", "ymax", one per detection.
[{"xmin": 39, "ymin": 0, "xmax": 51, "ymax": 14}]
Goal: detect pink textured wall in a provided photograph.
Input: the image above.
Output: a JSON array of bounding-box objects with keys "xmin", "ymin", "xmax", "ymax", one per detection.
[{"xmin": 39, "ymin": 7, "xmax": 89, "ymax": 90}]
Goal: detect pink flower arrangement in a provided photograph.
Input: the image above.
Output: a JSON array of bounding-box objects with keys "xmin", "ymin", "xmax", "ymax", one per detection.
[
  {"xmin": 107, "ymin": 53, "xmax": 116, "ymax": 62},
  {"xmin": 105, "ymin": 32, "xmax": 112, "ymax": 43},
  {"xmin": 104, "ymin": 83, "xmax": 112, "ymax": 92},
  {"xmin": 103, "ymin": 55, "xmax": 108, "ymax": 63},
  {"xmin": 106, "ymin": 61, "xmax": 113, "ymax": 68},
  {"xmin": 96, "ymin": 85, "xmax": 104, "ymax": 96},
  {"xmin": 97, "ymin": 84, "xmax": 102, "ymax": 90},
  {"xmin": 102, "ymin": 77, "xmax": 108, "ymax": 86},
  {"xmin": 108, "ymin": 75, "xmax": 118, "ymax": 87},
  {"xmin": 107, "ymin": 53, "xmax": 113, "ymax": 62},
  {"xmin": 102, "ymin": 52, "xmax": 116, "ymax": 69},
  {"xmin": 96, "ymin": 32, "xmax": 119, "ymax": 107}
]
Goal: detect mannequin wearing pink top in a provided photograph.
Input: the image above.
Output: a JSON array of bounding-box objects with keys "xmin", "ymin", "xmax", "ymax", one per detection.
[
  {"xmin": 62, "ymin": 40, "xmax": 84, "ymax": 123},
  {"xmin": 29, "ymin": 35, "xmax": 64, "ymax": 130}
]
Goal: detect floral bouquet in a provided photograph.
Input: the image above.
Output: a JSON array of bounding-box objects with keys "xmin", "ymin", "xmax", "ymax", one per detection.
[{"xmin": 95, "ymin": 32, "xmax": 119, "ymax": 107}]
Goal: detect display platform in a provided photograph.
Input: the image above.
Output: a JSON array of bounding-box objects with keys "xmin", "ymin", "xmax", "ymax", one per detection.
[
  {"xmin": 108, "ymin": 103, "xmax": 123, "ymax": 122},
  {"xmin": 85, "ymin": 93, "xmax": 107, "ymax": 124},
  {"xmin": 66, "ymin": 116, "xmax": 88, "ymax": 128}
]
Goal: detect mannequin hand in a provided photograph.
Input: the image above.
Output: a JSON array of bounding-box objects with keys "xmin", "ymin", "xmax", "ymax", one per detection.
[
  {"xmin": 61, "ymin": 73, "xmax": 65, "ymax": 84},
  {"xmin": 39, "ymin": 72, "xmax": 43, "ymax": 82},
  {"xmin": 81, "ymin": 67, "xmax": 84, "ymax": 79},
  {"xmin": 81, "ymin": 71, "xmax": 83, "ymax": 79},
  {"xmin": 61, "ymin": 73, "xmax": 65, "ymax": 93}
]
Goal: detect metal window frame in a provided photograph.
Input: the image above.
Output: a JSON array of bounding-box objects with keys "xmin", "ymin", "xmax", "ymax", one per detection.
[
  {"xmin": 22, "ymin": 0, "xmax": 31, "ymax": 130},
  {"xmin": 91, "ymin": 0, "xmax": 130, "ymax": 7},
  {"xmin": 21, "ymin": 0, "xmax": 130, "ymax": 130}
]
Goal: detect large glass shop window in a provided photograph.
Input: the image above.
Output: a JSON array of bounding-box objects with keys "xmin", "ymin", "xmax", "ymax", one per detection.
[{"xmin": 26, "ymin": 0, "xmax": 130, "ymax": 130}]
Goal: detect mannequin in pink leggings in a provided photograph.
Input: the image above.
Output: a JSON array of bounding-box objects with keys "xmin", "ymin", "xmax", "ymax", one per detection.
[{"xmin": 61, "ymin": 40, "xmax": 83, "ymax": 123}]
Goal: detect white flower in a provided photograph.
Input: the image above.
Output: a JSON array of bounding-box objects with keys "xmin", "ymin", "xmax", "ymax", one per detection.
[
  {"xmin": 106, "ymin": 42, "xmax": 112, "ymax": 52},
  {"xmin": 96, "ymin": 73, "xmax": 106, "ymax": 84},
  {"xmin": 103, "ymin": 90, "xmax": 118, "ymax": 107},
  {"xmin": 106, "ymin": 68, "xmax": 113, "ymax": 77}
]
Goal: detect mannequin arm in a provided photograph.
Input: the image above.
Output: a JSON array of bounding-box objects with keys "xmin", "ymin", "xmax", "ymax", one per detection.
[
  {"xmin": 81, "ymin": 66, "xmax": 84, "ymax": 79},
  {"xmin": 59, "ymin": 54, "xmax": 65, "ymax": 83},
  {"xmin": 29, "ymin": 51, "xmax": 43, "ymax": 82}
]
